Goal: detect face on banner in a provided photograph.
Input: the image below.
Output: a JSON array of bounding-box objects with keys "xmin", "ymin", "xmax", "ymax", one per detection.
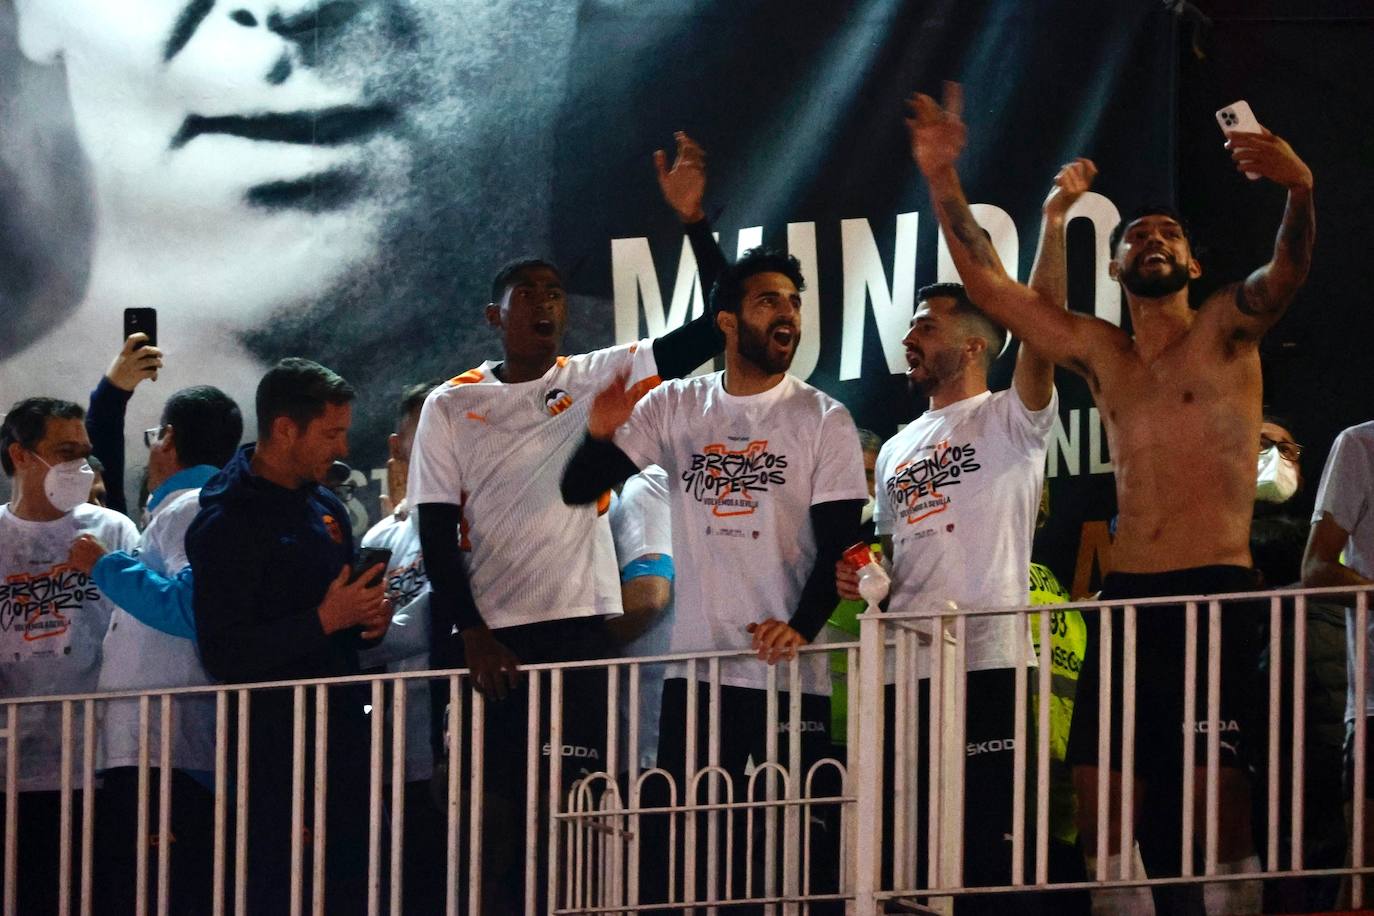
[
  {"xmin": 10, "ymin": 0, "xmax": 487, "ymax": 321},
  {"xmin": 1, "ymin": 0, "xmax": 580, "ymax": 502}
]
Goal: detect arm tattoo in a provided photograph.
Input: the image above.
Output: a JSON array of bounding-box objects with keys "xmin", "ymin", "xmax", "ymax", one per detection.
[
  {"xmin": 1278, "ymin": 195, "xmax": 1316, "ymax": 263},
  {"xmin": 939, "ymin": 197, "xmax": 1000, "ymax": 269},
  {"xmin": 1237, "ymin": 191, "xmax": 1315, "ymax": 319}
]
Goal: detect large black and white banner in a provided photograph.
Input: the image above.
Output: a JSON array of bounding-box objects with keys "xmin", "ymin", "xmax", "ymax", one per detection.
[{"xmin": 0, "ymin": 0, "xmax": 1179, "ymax": 592}]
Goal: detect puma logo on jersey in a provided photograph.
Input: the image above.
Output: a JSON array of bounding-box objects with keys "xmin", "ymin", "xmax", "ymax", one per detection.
[{"xmin": 465, "ymin": 411, "xmax": 488, "ymax": 423}]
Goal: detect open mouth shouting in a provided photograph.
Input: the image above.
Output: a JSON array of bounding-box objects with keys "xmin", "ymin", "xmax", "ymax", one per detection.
[
  {"xmin": 770, "ymin": 322, "xmax": 798, "ymax": 348},
  {"xmin": 1140, "ymin": 248, "xmax": 1173, "ymax": 269}
]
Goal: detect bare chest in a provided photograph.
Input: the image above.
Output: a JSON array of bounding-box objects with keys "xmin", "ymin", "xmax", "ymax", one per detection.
[{"xmin": 1095, "ymin": 337, "xmax": 1261, "ymax": 461}]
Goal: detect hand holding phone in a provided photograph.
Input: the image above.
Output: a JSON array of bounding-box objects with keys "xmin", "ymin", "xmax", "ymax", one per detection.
[
  {"xmin": 123, "ymin": 308, "xmax": 157, "ymax": 348},
  {"xmin": 349, "ymin": 547, "xmax": 392, "ymax": 588},
  {"xmin": 1215, "ymin": 101, "xmax": 1262, "ymax": 180},
  {"xmin": 106, "ymin": 328, "xmax": 163, "ymax": 392}
]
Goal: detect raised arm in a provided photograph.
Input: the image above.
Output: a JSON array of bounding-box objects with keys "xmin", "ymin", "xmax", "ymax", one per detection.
[
  {"xmin": 651, "ymin": 131, "xmax": 727, "ymax": 377},
  {"xmin": 561, "ymin": 371, "xmax": 647, "ymax": 505},
  {"xmin": 87, "ymin": 334, "xmax": 163, "ymax": 516},
  {"xmin": 907, "ymin": 84, "xmax": 1116, "ymax": 380},
  {"xmin": 1017, "ymin": 158, "xmax": 1098, "ymax": 410},
  {"xmin": 1218, "ymin": 129, "xmax": 1314, "ymax": 341}
]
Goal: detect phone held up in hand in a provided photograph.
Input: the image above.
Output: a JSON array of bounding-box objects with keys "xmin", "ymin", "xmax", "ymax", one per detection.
[
  {"xmin": 349, "ymin": 547, "xmax": 392, "ymax": 588},
  {"xmin": 123, "ymin": 308, "xmax": 158, "ymax": 348},
  {"xmin": 1215, "ymin": 100, "xmax": 1262, "ymax": 180}
]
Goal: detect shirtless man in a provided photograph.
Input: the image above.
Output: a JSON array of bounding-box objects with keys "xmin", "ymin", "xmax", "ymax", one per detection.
[{"xmin": 907, "ymin": 83, "xmax": 1314, "ymax": 912}]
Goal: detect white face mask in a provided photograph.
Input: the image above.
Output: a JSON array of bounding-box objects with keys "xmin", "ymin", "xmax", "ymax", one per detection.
[
  {"xmin": 1256, "ymin": 447, "xmax": 1299, "ymax": 504},
  {"xmin": 32, "ymin": 452, "xmax": 96, "ymax": 514}
]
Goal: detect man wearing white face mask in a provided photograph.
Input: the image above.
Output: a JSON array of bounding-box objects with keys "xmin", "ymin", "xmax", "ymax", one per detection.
[
  {"xmin": 1257, "ymin": 416, "xmax": 1304, "ymax": 507},
  {"xmin": 0, "ymin": 397, "xmax": 137, "ymax": 916}
]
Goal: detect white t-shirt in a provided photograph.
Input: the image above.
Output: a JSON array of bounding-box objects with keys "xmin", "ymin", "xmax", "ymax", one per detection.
[
  {"xmin": 98, "ymin": 487, "xmax": 216, "ymax": 772},
  {"xmin": 614, "ymin": 372, "xmax": 868, "ymax": 694},
  {"xmin": 357, "ymin": 511, "xmax": 433, "ymax": 782},
  {"xmin": 609, "ymin": 467, "xmax": 674, "ymax": 772},
  {"xmin": 0, "ymin": 503, "xmax": 137, "ymax": 791},
  {"xmin": 1310, "ymin": 421, "xmax": 1374, "ymax": 722},
  {"xmin": 407, "ymin": 342, "xmax": 660, "ymax": 630},
  {"xmin": 875, "ymin": 387, "xmax": 1057, "ymax": 676}
]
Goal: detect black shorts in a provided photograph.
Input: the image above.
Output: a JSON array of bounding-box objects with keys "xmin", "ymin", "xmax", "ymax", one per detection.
[
  {"xmin": 913, "ymin": 669, "xmax": 1048, "ymax": 914},
  {"xmin": 1065, "ymin": 565, "xmax": 1263, "ymax": 785},
  {"xmin": 457, "ymin": 615, "xmax": 614, "ymax": 795}
]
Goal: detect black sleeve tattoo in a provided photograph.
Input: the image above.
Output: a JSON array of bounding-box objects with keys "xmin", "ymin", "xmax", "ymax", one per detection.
[
  {"xmin": 1278, "ymin": 195, "xmax": 1316, "ymax": 263},
  {"xmin": 939, "ymin": 197, "xmax": 1000, "ymax": 269},
  {"xmin": 1236, "ymin": 191, "xmax": 1315, "ymax": 318}
]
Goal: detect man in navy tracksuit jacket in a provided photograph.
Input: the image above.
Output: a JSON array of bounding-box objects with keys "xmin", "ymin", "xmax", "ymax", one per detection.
[{"xmin": 186, "ymin": 359, "xmax": 390, "ymax": 916}]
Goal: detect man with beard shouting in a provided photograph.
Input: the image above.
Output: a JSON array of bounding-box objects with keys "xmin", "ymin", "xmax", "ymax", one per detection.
[
  {"xmin": 908, "ymin": 83, "xmax": 1314, "ymax": 913},
  {"xmin": 561, "ymin": 247, "xmax": 868, "ymax": 908}
]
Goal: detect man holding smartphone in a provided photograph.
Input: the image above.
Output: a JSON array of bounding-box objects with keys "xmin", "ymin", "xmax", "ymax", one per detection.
[
  {"xmin": 85, "ymin": 331, "xmax": 163, "ymax": 518},
  {"xmin": 67, "ymin": 383, "xmax": 241, "ymax": 915},
  {"xmin": 908, "ymin": 83, "xmax": 1313, "ymax": 913},
  {"xmin": 186, "ymin": 358, "xmax": 390, "ymax": 915}
]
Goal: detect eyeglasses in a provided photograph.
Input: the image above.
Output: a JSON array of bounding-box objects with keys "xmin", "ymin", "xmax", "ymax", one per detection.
[
  {"xmin": 143, "ymin": 426, "xmax": 165, "ymax": 449},
  {"xmin": 1260, "ymin": 436, "xmax": 1302, "ymax": 463}
]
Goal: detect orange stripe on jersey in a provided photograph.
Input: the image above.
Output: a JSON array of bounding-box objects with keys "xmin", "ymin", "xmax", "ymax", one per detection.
[
  {"xmin": 627, "ymin": 374, "xmax": 663, "ymax": 402},
  {"xmin": 556, "ymin": 356, "xmax": 570, "ymax": 368},
  {"xmin": 448, "ymin": 368, "xmax": 486, "ymax": 386},
  {"xmin": 597, "ymin": 491, "xmax": 612, "ymax": 517}
]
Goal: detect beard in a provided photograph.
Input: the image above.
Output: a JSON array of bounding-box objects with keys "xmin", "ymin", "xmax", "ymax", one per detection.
[
  {"xmin": 1119, "ymin": 259, "xmax": 1190, "ymax": 298},
  {"xmin": 737, "ymin": 318, "xmax": 798, "ymax": 375},
  {"xmin": 908, "ymin": 347, "xmax": 965, "ymax": 398}
]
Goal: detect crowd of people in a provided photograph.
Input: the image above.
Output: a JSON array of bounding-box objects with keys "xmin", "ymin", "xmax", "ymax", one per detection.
[{"xmin": 1, "ymin": 84, "xmax": 1368, "ymax": 916}]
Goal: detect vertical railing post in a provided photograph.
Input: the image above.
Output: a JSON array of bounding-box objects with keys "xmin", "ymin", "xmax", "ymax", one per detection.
[
  {"xmin": 366, "ymin": 681, "xmax": 384, "ymax": 916},
  {"xmin": 853, "ymin": 607, "xmax": 884, "ymax": 916},
  {"xmin": 1354, "ymin": 590, "xmax": 1368, "ymax": 908}
]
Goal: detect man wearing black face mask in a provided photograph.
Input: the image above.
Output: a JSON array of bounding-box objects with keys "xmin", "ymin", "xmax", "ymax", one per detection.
[{"xmin": 0, "ymin": 397, "xmax": 138, "ymax": 916}]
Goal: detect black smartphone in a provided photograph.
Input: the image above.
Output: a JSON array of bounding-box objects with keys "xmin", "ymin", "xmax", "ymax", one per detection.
[
  {"xmin": 123, "ymin": 308, "xmax": 157, "ymax": 348},
  {"xmin": 348, "ymin": 547, "xmax": 392, "ymax": 588}
]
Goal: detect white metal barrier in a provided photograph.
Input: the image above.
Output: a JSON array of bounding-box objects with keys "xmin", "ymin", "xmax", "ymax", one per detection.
[{"xmin": 1, "ymin": 584, "xmax": 1372, "ymax": 914}]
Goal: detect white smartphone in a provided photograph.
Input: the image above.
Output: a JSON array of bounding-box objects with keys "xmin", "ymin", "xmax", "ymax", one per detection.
[{"xmin": 1215, "ymin": 100, "xmax": 1262, "ymax": 180}]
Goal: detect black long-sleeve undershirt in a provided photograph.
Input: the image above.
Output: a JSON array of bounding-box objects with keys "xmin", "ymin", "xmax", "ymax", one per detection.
[
  {"xmin": 421, "ymin": 219, "xmax": 728, "ymax": 649},
  {"xmin": 791, "ymin": 500, "xmax": 865, "ymax": 640},
  {"xmin": 560, "ymin": 434, "xmax": 641, "ymax": 505},
  {"xmin": 416, "ymin": 503, "xmax": 478, "ymax": 667},
  {"xmin": 649, "ymin": 217, "xmax": 726, "ymax": 377}
]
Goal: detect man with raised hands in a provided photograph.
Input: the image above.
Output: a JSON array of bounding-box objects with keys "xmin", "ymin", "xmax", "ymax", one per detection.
[
  {"xmin": 561, "ymin": 246, "xmax": 868, "ymax": 905},
  {"xmin": 908, "ymin": 82, "xmax": 1313, "ymax": 913}
]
